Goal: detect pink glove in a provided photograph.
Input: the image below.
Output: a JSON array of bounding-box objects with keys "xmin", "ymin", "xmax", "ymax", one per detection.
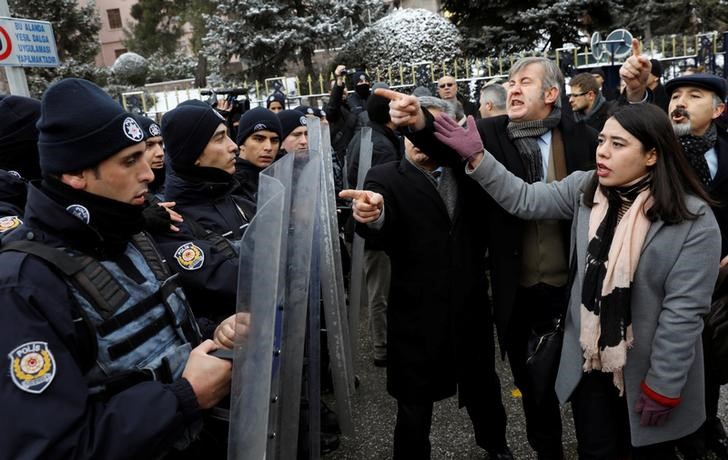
[
  {"xmin": 635, "ymin": 393, "xmax": 672, "ymax": 426},
  {"xmin": 433, "ymin": 114, "xmax": 484, "ymax": 161}
]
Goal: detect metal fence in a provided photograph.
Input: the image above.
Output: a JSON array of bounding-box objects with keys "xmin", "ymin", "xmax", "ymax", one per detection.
[{"xmin": 124, "ymin": 31, "xmax": 727, "ymax": 120}]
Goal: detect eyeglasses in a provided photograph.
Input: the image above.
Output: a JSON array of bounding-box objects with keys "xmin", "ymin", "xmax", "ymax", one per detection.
[
  {"xmin": 569, "ymin": 91, "xmax": 589, "ymax": 98},
  {"xmin": 438, "ymin": 82, "xmax": 455, "ymax": 89}
]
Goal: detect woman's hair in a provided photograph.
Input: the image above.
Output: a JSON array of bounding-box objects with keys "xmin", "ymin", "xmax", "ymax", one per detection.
[{"xmin": 583, "ymin": 103, "xmax": 714, "ymax": 223}]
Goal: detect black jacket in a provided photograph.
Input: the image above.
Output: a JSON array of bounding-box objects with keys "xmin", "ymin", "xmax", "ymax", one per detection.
[
  {"xmin": 0, "ymin": 184, "xmax": 201, "ymax": 459},
  {"xmin": 232, "ymin": 157, "xmax": 262, "ymax": 209},
  {"xmin": 356, "ymin": 157, "xmax": 500, "ymax": 405},
  {"xmin": 0, "ymin": 169, "xmax": 27, "ymax": 220},
  {"xmin": 152, "ymin": 167, "xmax": 253, "ymax": 321}
]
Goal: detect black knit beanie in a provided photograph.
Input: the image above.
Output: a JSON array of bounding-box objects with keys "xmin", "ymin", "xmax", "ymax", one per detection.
[
  {"xmin": 0, "ymin": 95, "xmax": 42, "ymax": 179},
  {"xmin": 277, "ymin": 109, "xmax": 308, "ymax": 140},
  {"xmin": 266, "ymin": 92, "xmax": 286, "ymax": 109},
  {"xmin": 136, "ymin": 115, "xmax": 162, "ymax": 139},
  {"xmin": 236, "ymin": 107, "xmax": 282, "ymax": 146},
  {"xmin": 37, "ymin": 78, "xmax": 144, "ymax": 175},
  {"xmin": 161, "ymin": 100, "xmax": 226, "ymax": 169}
]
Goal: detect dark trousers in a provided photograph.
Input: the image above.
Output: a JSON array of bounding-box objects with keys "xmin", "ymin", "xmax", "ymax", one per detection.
[
  {"xmin": 571, "ymin": 372, "xmax": 680, "ymax": 460},
  {"xmin": 507, "ymin": 283, "xmax": 567, "ymax": 458},
  {"xmin": 392, "ymin": 395, "xmax": 508, "ymax": 460}
]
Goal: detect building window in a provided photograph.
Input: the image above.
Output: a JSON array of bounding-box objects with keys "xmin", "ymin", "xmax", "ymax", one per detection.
[
  {"xmin": 114, "ymin": 48, "xmax": 128, "ymax": 58},
  {"xmin": 107, "ymin": 9, "xmax": 122, "ymax": 29}
]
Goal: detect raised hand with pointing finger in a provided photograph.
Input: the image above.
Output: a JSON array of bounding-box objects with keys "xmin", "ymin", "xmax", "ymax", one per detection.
[
  {"xmin": 619, "ymin": 38, "xmax": 652, "ymax": 102},
  {"xmin": 338, "ymin": 189, "xmax": 384, "ymax": 223},
  {"xmin": 373, "ymin": 88, "xmax": 426, "ymax": 131}
]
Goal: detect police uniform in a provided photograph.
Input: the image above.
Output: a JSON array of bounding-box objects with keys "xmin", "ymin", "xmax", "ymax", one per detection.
[
  {"xmin": 0, "ymin": 169, "xmax": 27, "ymax": 237},
  {"xmin": 0, "ymin": 78, "xmax": 207, "ymax": 458},
  {"xmin": 151, "ymin": 101, "xmax": 254, "ymax": 323},
  {"xmin": 1, "ymin": 184, "xmax": 203, "ymax": 459}
]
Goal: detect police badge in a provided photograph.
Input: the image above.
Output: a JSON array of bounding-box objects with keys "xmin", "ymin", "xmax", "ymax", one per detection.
[
  {"xmin": 9, "ymin": 341, "xmax": 56, "ymax": 394},
  {"xmin": 174, "ymin": 242, "xmax": 205, "ymax": 270},
  {"xmin": 0, "ymin": 215, "xmax": 22, "ymax": 233}
]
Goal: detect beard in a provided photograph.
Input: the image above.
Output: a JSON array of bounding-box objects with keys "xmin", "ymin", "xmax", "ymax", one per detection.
[{"xmin": 671, "ymin": 107, "xmax": 693, "ymax": 137}]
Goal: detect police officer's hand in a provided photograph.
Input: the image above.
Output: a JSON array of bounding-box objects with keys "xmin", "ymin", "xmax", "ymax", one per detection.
[
  {"xmin": 374, "ymin": 88, "xmax": 425, "ymax": 131},
  {"xmin": 158, "ymin": 201, "xmax": 183, "ymax": 232},
  {"xmin": 619, "ymin": 38, "xmax": 651, "ymax": 102},
  {"xmin": 338, "ymin": 189, "xmax": 383, "ymax": 223},
  {"xmin": 214, "ymin": 312, "xmax": 251, "ymax": 349},
  {"xmin": 182, "ymin": 339, "xmax": 232, "ymax": 409}
]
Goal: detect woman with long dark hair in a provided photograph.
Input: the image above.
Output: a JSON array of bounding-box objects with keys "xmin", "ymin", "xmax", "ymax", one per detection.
[{"xmin": 433, "ymin": 103, "xmax": 720, "ymax": 459}]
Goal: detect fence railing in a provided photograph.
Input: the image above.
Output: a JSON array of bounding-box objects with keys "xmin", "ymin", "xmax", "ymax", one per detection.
[{"xmin": 124, "ymin": 31, "xmax": 726, "ymax": 119}]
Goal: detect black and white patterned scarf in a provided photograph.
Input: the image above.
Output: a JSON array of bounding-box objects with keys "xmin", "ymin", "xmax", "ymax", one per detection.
[
  {"xmin": 507, "ymin": 108, "xmax": 562, "ymax": 183},
  {"xmin": 580, "ymin": 175, "xmax": 653, "ymax": 395},
  {"xmin": 679, "ymin": 123, "xmax": 717, "ymax": 188}
]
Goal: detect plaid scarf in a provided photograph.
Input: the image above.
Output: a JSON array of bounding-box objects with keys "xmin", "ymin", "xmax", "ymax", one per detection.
[
  {"xmin": 507, "ymin": 109, "xmax": 562, "ymax": 183},
  {"xmin": 679, "ymin": 123, "xmax": 717, "ymax": 188},
  {"xmin": 580, "ymin": 175, "xmax": 653, "ymax": 395}
]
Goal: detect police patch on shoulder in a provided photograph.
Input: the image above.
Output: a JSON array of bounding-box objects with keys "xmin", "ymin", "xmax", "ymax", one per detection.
[
  {"xmin": 123, "ymin": 116, "xmax": 144, "ymax": 142},
  {"xmin": 174, "ymin": 242, "xmax": 205, "ymax": 270},
  {"xmin": 0, "ymin": 215, "xmax": 22, "ymax": 233},
  {"xmin": 9, "ymin": 341, "xmax": 56, "ymax": 394},
  {"xmin": 7, "ymin": 170, "xmax": 22, "ymax": 179},
  {"xmin": 66, "ymin": 204, "xmax": 90, "ymax": 224}
]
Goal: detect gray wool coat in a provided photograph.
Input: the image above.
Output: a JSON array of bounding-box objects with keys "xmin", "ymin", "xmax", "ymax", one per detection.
[{"xmin": 468, "ymin": 151, "xmax": 721, "ymax": 447}]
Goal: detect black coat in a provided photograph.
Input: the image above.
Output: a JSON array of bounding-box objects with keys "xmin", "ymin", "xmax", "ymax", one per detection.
[
  {"xmin": 356, "ymin": 157, "xmax": 497, "ymax": 404},
  {"xmin": 708, "ymin": 134, "xmax": 728, "ymax": 257},
  {"xmin": 232, "ymin": 157, "xmax": 262, "ymax": 209},
  {"xmin": 408, "ymin": 111, "xmax": 598, "ymax": 351}
]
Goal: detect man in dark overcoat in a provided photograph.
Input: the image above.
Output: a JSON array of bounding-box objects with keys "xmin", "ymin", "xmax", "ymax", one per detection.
[{"xmin": 341, "ymin": 97, "xmax": 511, "ymax": 460}]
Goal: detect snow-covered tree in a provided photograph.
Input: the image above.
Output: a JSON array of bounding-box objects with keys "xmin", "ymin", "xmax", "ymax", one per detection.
[
  {"xmin": 112, "ymin": 52, "xmax": 149, "ymax": 86},
  {"xmin": 442, "ymin": 0, "xmax": 622, "ymax": 55},
  {"xmin": 146, "ymin": 50, "xmax": 198, "ymax": 82},
  {"xmin": 202, "ymin": 0, "xmax": 384, "ymax": 81},
  {"xmin": 336, "ymin": 8, "xmax": 462, "ymax": 71}
]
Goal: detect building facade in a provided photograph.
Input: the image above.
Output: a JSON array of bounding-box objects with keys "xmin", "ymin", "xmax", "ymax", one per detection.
[{"xmin": 78, "ymin": 0, "xmax": 135, "ymax": 67}]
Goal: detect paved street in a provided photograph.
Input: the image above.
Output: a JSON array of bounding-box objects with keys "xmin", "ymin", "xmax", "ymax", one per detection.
[{"xmin": 324, "ymin": 312, "xmax": 728, "ymax": 459}]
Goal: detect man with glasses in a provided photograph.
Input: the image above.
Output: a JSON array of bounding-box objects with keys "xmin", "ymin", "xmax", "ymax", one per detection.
[
  {"xmin": 568, "ymin": 72, "xmax": 615, "ymax": 131},
  {"xmin": 437, "ymin": 75, "xmax": 478, "ymax": 120}
]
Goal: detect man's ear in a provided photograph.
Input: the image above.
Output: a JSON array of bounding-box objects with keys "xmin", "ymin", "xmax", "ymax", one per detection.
[
  {"xmin": 712, "ymin": 102, "xmax": 726, "ymax": 121},
  {"xmin": 544, "ymin": 86, "xmax": 559, "ymax": 105},
  {"xmin": 60, "ymin": 171, "xmax": 88, "ymax": 190}
]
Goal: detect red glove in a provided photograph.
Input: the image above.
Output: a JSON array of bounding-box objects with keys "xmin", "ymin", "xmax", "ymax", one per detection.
[
  {"xmin": 635, "ymin": 381, "xmax": 680, "ymax": 427},
  {"xmin": 433, "ymin": 114, "xmax": 483, "ymax": 161}
]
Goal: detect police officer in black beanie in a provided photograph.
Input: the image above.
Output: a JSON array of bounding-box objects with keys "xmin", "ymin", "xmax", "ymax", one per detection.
[
  {"xmin": 266, "ymin": 91, "xmax": 286, "ymax": 113},
  {"xmin": 152, "ymin": 100, "xmax": 254, "ymax": 323},
  {"xmin": 136, "ymin": 115, "xmax": 166, "ymax": 197},
  {"xmin": 0, "ymin": 95, "xmax": 41, "ymax": 226},
  {"xmin": 233, "ymin": 106, "xmax": 282, "ymax": 207},
  {"xmin": 0, "ymin": 78, "xmax": 237, "ymax": 458},
  {"xmin": 277, "ymin": 109, "xmax": 309, "ymax": 155}
]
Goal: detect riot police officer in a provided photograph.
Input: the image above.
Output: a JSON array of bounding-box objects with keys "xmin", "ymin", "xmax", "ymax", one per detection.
[{"xmin": 0, "ymin": 78, "xmax": 237, "ymax": 459}]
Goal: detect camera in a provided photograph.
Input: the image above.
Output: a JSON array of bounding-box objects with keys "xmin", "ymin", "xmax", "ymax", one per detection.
[
  {"xmin": 201, "ymin": 88, "xmax": 250, "ymax": 117},
  {"xmin": 340, "ymin": 68, "xmax": 358, "ymax": 77}
]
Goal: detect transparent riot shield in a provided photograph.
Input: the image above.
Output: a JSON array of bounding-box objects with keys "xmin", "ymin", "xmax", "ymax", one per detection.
[
  {"xmin": 274, "ymin": 141, "xmax": 322, "ymax": 459},
  {"xmin": 318, "ymin": 120, "xmax": 355, "ymax": 435},
  {"xmin": 347, "ymin": 127, "xmax": 373, "ymax": 364},
  {"xmin": 228, "ymin": 154, "xmax": 294, "ymax": 460}
]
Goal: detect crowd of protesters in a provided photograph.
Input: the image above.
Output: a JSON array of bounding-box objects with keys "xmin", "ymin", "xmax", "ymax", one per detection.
[{"xmin": 1, "ymin": 35, "xmax": 728, "ymax": 460}]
